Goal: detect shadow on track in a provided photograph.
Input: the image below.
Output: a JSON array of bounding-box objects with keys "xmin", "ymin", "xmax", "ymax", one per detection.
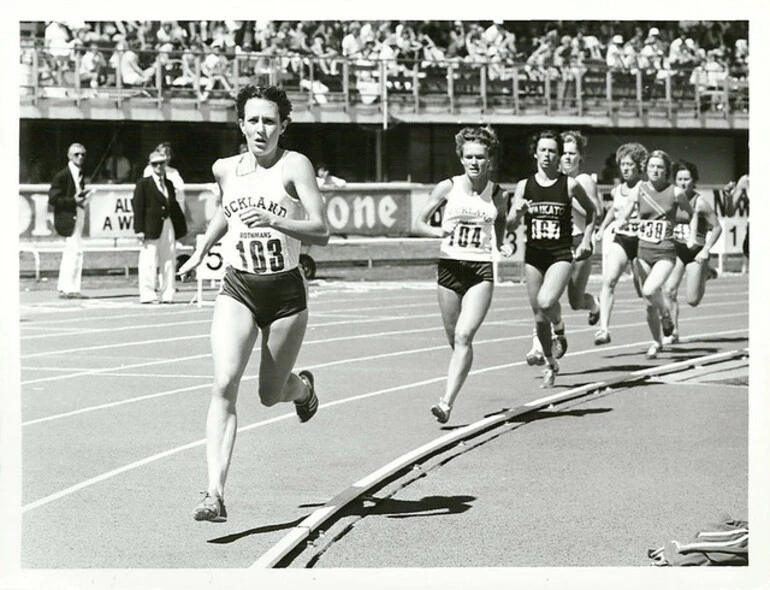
[{"xmin": 207, "ymin": 515, "xmax": 306, "ymax": 544}]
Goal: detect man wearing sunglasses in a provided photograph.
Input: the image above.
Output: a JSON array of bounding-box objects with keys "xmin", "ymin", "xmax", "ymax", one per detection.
[
  {"xmin": 132, "ymin": 149, "xmax": 187, "ymax": 304},
  {"xmin": 48, "ymin": 142, "xmax": 92, "ymax": 299}
]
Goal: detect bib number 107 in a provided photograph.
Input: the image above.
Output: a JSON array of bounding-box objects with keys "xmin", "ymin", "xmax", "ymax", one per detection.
[{"xmin": 236, "ymin": 238, "xmax": 285, "ymax": 272}]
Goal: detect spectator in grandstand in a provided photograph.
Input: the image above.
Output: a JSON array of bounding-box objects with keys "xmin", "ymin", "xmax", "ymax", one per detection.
[
  {"xmin": 112, "ymin": 38, "xmax": 156, "ymax": 88},
  {"xmin": 48, "ymin": 142, "xmax": 92, "ymax": 298},
  {"xmin": 177, "ymin": 85, "xmax": 329, "ymax": 522},
  {"xmin": 309, "ymin": 34, "xmax": 340, "ymax": 77},
  {"xmin": 156, "ymin": 20, "xmax": 188, "ymax": 48},
  {"xmin": 102, "ymin": 142, "xmax": 133, "ymax": 184},
  {"xmin": 132, "ymin": 148, "xmax": 187, "ymax": 304},
  {"xmin": 606, "ymin": 35, "xmax": 625, "ymax": 71},
  {"xmin": 445, "ymin": 21, "xmax": 468, "ymax": 59},
  {"xmin": 170, "ymin": 41, "xmax": 200, "ymax": 88},
  {"xmin": 198, "ymin": 44, "xmax": 234, "ymax": 101},
  {"xmin": 78, "ymin": 41, "xmax": 107, "ymax": 90},
  {"xmin": 689, "ymin": 49, "xmax": 729, "ymax": 110},
  {"xmin": 668, "ymin": 31, "xmax": 698, "ymax": 69},
  {"xmin": 415, "ymin": 125, "xmax": 509, "ymax": 423},
  {"xmin": 44, "ymin": 21, "xmax": 73, "ymax": 85},
  {"xmin": 316, "ymin": 164, "xmax": 347, "ymax": 188},
  {"xmin": 341, "ymin": 21, "xmax": 365, "ymax": 59}
]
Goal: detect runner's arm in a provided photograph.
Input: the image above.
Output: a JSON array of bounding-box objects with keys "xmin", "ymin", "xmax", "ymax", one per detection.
[{"xmin": 415, "ymin": 179, "xmax": 452, "ymax": 238}]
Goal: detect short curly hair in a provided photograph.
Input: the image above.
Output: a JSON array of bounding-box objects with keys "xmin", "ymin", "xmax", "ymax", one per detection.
[
  {"xmin": 645, "ymin": 149, "xmax": 674, "ymax": 180},
  {"xmin": 455, "ymin": 126, "xmax": 500, "ymax": 159},
  {"xmin": 528, "ymin": 129, "xmax": 563, "ymax": 157},
  {"xmin": 236, "ymin": 85, "xmax": 293, "ymax": 122},
  {"xmin": 615, "ymin": 142, "xmax": 649, "ymax": 173},
  {"xmin": 673, "ymin": 160, "xmax": 700, "ymax": 184},
  {"xmin": 561, "ymin": 130, "xmax": 588, "ymax": 157}
]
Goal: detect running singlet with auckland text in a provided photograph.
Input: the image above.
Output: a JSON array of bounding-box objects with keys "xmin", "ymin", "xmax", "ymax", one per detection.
[
  {"xmin": 439, "ymin": 176, "xmax": 499, "ymax": 262},
  {"xmin": 672, "ymin": 191, "xmax": 708, "ymax": 246},
  {"xmin": 636, "ymin": 181, "xmax": 677, "ymax": 250},
  {"xmin": 218, "ymin": 151, "xmax": 303, "ymax": 274},
  {"xmin": 611, "ymin": 183, "xmax": 641, "ymax": 237},
  {"xmin": 523, "ymin": 174, "xmax": 572, "ymax": 249}
]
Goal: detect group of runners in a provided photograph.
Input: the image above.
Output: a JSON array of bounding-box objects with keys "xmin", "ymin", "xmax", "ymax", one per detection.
[
  {"xmin": 416, "ymin": 126, "xmax": 725, "ymax": 423},
  {"xmin": 176, "ymin": 84, "xmax": 729, "ymax": 522}
]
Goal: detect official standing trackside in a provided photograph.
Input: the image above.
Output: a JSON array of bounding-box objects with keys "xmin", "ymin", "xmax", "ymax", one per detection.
[
  {"xmin": 132, "ymin": 149, "xmax": 187, "ymax": 304},
  {"xmin": 48, "ymin": 142, "xmax": 92, "ymax": 299}
]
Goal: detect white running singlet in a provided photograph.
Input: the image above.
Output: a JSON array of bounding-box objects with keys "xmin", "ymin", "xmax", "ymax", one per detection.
[
  {"xmin": 218, "ymin": 151, "xmax": 303, "ymax": 274},
  {"xmin": 439, "ymin": 176, "xmax": 499, "ymax": 262},
  {"xmin": 611, "ymin": 182, "xmax": 641, "ymax": 237}
]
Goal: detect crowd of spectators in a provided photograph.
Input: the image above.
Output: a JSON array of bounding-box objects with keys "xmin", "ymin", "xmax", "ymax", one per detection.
[{"xmin": 21, "ymin": 20, "xmax": 749, "ymax": 102}]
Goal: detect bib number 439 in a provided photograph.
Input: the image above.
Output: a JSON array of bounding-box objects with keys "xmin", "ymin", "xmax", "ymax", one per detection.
[{"xmin": 236, "ymin": 238, "xmax": 285, "ymax": 272}]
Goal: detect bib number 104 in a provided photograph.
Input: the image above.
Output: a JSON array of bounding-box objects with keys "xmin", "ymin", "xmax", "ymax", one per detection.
[
  {"xmin": 448, "ymin": 224, "xmax": 482, "ymax": 248},
  {"xmin": 236, "ymin": 238, "xmax": 285, "ymax": 272}
]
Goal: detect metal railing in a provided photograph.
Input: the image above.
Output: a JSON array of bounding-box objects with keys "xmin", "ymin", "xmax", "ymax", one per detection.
[{"xmin": 20, "ymin": 41, "xmax": 749, "ymax": 123}]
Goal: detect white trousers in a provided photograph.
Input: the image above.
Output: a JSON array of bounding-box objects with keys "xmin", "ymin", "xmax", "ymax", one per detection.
[
  {"xmin": 57, "ymin": 207, "xmax": 85, "ymax": 294},
  {"xmin": 138, "ymin": 218, "xmax": 176, "ymax": 303}
]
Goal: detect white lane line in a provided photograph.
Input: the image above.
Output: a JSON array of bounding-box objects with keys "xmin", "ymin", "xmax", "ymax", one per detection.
[
  {"xmin": 19, "ymin": 296, "xmax": 746, "ymax": 386},
  {"xmin": 18, "ymin": 303, "xmax": 519, "ymax": 360},
  {"xmin": 19, "ymin": 296, "xmax": 747, "ymax": 362},
  {"xmin": 20, "ymin": 319, "xmax": 212, "ymax": 341},
  {"xmin": 18, "ymin": 299, "xmax": 446, "ymax": 341},
  {"xmin": 20, "ymin": 319, "xmax": 525, "ymax": 386},
  {"xmin": 22, "ymin": 315, "xmax": 747, "ymax": 425},
  {"xmin": 21, "ymin": 326, "xmax": 747, "ymax": 513}
]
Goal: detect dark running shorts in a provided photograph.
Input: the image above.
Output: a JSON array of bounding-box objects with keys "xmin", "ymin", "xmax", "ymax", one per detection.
[
  {"xmin": 437, "ymin": 258, "xmax": 494, "ymax": 296},
  {"xmin": 637, "ymin": 243, "xmax": 676, "ymax": 267},
  {"xmin": 675, "ymin": 241, "xmax": 701, "ymax": 265},
  {"xmin": 219, "ymin": 265, "xmax": 307, "ymax": 328},
  {"xmin": 613, "ymin": 233, "xmax": 639, "ymax": 261},
  {"xmin": 525, "ymin": 245, "xmax": 573, "ymax": 274}
]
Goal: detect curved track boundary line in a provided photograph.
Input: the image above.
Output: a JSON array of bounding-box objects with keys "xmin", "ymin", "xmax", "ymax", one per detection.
[{"xmin": 250, "ymin": 348, "xmax": 749, "ymax": 568}]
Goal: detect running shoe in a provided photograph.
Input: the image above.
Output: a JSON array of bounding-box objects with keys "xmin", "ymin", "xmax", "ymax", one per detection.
[
  {"xmin": 645, "ymin": 342, "xmax": 662, "ymax": 360},
  {"xmin": 594, "ymin": 330, "xmax": 611, "ymax": 345},
  {"xmin": 662, "ymin": 333, "xmax": 679, "ymax": 345},
  {"xmin": 706, "ymin": 265, "xmax": 718, "ymax": 280},
  {"xmin": 588, "ymin": 300, "xmax": 600, "ymax": 326},
  {"xmin": 660, "ymin": 313, "xmax": 675, "ymax": 337},
  {"xmin": 295, "ymin": 370, "xmax": 319, "ymax": 423},
  {"xmin": 526, "ymin": 347, "xmax": 546, "ymax": 366},
  {"xmin": 193, "ymin": 492, "xmax": 227, "ymax": 522},
  {"xmin": 552, "ymin": 334, "xmax": 568, "ymax": 359},
  {"xmin": 541, "ymin": 361, "xmax": 559, "ymax": 388},
  {"xmin": 430, "ymin": 401, "xmax": 451, "ymax": 424}
]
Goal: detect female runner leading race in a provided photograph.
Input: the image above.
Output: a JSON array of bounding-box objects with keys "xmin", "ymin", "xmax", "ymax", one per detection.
[{"xmin": 177, "ymin": 85, "xmax": 330, "ymax": 522}]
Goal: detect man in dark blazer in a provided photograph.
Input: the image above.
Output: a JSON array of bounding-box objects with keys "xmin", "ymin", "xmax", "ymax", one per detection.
[
  {"xmin": 133, "ymin": 149, "xmax": 188, "ymax": 303},
  {"xmin": 48, "ymin": 142, "xmax": 92, "ymax": 298}
]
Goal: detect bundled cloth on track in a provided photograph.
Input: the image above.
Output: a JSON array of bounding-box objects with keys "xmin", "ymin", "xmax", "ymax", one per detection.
[{"xmin": 647, "ymin": 514, "xmax": 748, "ymax": 566}]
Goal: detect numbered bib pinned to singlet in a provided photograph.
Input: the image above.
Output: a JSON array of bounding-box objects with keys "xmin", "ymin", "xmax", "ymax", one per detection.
[
  {"xmin": 638, "ymin": 219, "xmax": 668, "ymax": 243},
  {"xmin": 673, "ymin": 222, "xmax": 690, "ymax": 243},
  {"xmin": 531, "ymin": 218, "xmax": 562, "ymax": 240},
  {"xmin": 447, "ymin": 222, "xmax": 484, "ymax": 250}
]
